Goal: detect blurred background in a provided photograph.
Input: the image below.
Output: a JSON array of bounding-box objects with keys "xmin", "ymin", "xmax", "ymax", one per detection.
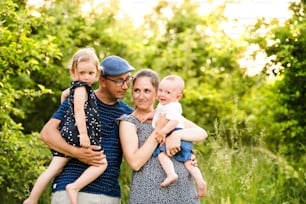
[{"xmin": 0, "ymin": 0, "xmax": 305, "ymax": 203}]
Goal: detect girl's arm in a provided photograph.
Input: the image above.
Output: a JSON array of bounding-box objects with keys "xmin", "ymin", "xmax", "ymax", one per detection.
[
  {"xmin": 74, "ymin": 86, "xmax": 90, "ymax": 147},
  {"xmin": 119, "ymin": 114, "xmax": 168, "ymax": 171},
  {"xmin": 61, "ymin": 88, "xmax": 70, "ymax": 103},
  {"xmin": 165, "ymin": 118, "xmax": 208, "ymax": 156}
]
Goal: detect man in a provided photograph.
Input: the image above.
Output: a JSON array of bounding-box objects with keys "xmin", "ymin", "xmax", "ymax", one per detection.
[{"xmin": 40, "ymin": 55, "xmax": 135, "ymax": 204}]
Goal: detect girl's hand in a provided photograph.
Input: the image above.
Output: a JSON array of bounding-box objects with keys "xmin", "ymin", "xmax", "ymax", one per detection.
[{"xmin": 79, "ymin": 134, "xmax": 91, "ymax": 148}]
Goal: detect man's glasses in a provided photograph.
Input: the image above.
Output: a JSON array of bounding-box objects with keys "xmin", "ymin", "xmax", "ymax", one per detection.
[{"xmin": 105, "ymin": 75, "xmax": 134, "ymax": 87}]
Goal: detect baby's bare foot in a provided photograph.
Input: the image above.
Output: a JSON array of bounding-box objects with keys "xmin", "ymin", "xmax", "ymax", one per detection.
[
  {"xmin": 197, "ymin": 180, "xmax": 207, "ymax": 198},
  {"xmin": 160, "ymin": 174, "xmax": 178, "ymax": 187}
]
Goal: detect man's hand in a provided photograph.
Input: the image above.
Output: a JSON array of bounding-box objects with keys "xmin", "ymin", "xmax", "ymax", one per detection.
[{"xmin": 77, "ymin": 145, "xmax": 106, "ymax": 166}]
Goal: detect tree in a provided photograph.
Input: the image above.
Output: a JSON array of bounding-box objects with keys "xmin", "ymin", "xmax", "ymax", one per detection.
[
  {"xmin": 252, "ymin": 1, "xmax": 306, "ymax": 163},
  {"xmin": 0, "ymin": 0, "xmax": 60, "ymax": 201},
  {"xmin": 140, "ymin": 0, "xmax": 262, "ymax": 148}
]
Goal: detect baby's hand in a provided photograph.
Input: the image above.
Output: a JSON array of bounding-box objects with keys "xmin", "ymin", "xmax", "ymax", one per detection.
[
  {"xmin": 139, "ymin": 110, "xmax": 155, "ymax": 123},
  {"xmin": 156, "ymin": 131, "xmax": 166, "ymax": 145},
  {"xmin": 79, "ymin": 134, "xmax": 91, "ymax": 148}
]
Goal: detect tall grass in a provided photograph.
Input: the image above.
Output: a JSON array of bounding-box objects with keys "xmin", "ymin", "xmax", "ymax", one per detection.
[
  {"xmin": 196, "ymin": 139, "xmax": 305, "ymax": 204},
  {"xmin": 12, "ymin": 136, "xmax": 305, "ymax": 204}
]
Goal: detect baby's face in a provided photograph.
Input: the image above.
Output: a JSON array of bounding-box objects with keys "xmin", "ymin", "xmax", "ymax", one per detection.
[{"xmin": 157, "ymin": 79, "xmax": 180, "ymax": 105}]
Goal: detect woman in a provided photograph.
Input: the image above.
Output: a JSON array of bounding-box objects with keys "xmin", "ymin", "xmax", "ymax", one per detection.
[{"xmin": 118, "ymin": 69, "xmax": 207, "ymax": 203}]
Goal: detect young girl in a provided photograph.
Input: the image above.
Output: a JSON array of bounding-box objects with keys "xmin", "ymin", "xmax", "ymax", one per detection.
[{"xmin": 23, "ymin": 47, "xmax": 107, "ymax": 204}]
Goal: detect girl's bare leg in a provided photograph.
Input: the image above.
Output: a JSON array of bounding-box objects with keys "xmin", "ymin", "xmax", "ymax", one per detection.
[
  {"xmin": 66, "ymin": 158, "xmax": 107, "ymax": 204},
  {"xmin": 23, "ymin": 157, "xmax": 69, "ymax": 204}
]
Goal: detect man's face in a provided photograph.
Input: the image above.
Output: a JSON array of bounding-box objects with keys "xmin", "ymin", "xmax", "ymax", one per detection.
[{"xmin": 102, "ymin": 72, "xmax": 133, "ymax": 99}]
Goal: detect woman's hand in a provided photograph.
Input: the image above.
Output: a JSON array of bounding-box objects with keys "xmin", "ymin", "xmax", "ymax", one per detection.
[{"xmin": 165, "ymin": 131, "xmax": 181, "ymax": 156}]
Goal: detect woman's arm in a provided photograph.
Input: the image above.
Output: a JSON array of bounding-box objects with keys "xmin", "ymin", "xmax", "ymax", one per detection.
[
  {"xmin": 165, "ymin": 118, "xmax": 208, "ymax": 156},
  {"xmin": 119, "ymin": 114, "xmax": 168, "ymax": 171},
  {"xmin": 40, "ymin": 118, "xmax": 105, "ymax": 166},
  {"xmin": 119, "ymin": 121, "xmax": 158, "ymax": 171}
]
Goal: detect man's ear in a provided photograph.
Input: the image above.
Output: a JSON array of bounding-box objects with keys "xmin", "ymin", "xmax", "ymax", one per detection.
[{"xmin": 99, "ymin": 76, "xmax": 107, "ymax": 87}]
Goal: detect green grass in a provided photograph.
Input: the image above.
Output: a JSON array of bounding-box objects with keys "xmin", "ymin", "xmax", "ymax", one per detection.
[
  {"xmin": 7, "ymin": 138, "xmax": 305, "ymax": 204},
  {"xmin": 196, "ymin": 140, "xmax": 305, "ymax": 204}
]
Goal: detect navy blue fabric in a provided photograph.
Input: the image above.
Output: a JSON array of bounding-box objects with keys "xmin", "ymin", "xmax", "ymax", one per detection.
[
  {"xmin": 51, "ymin": 94, "xmax": 133, "ymax": 197},
  {"xmin": 52, "ymin": 81, "xmax": 102, "ymax": 157},
  {"xmin": 153, "ymin": 128, "xmax": 193, "ymax": 162}
]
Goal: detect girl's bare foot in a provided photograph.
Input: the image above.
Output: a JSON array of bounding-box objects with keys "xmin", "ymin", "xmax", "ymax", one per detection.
[
  {"xmin": 160, "ymin": 173, "xmax": 178, "ymax": 187},
  {"xmin": 23, "ymin": 198, "xmax": 37, "ymax": 204},
  {"xmin": 66, "ymin": 183, "xmax": 79, "ymax": 204}
]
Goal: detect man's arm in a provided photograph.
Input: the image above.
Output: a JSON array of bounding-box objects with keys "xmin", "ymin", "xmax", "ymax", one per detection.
[{"xmin": 40, "ymin": 118, "xmax": 105, "ymax": 166}]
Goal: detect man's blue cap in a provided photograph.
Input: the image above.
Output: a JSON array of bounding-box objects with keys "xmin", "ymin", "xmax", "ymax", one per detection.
[{"xmin": 100, "ymin": 56, "xmax": 135, "ymax": 76}]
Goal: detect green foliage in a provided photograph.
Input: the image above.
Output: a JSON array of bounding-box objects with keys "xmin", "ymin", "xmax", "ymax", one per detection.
[
  {"xmin": 250, "ymin": 1, "xmax": 306, "ymax": 163},
  {"xmin": 196, "ymin": 138, "xmax": 306, "ymax": 204},
  {"xmin": 0, "ymin": 0, "xmax": 305, "ymax": 203},
  {"xmin": 0, "ymin": 0, "xmax": 58, "ymax": 201}
]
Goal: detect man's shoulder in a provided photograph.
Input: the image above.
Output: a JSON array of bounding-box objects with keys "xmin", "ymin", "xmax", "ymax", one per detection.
[{"xmin": 117, "ymin": 100, "xmax": 134, "ymax": 113}]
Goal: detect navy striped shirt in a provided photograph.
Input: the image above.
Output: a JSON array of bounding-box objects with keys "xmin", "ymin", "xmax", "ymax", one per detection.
[{"xmin": 51, "ymin": 96, "xmax": 133, "ymax": 197}]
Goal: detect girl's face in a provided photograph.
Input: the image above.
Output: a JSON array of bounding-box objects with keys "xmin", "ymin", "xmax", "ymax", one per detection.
[
  {"xmin": 73, "ymin": 61, "xmax": 98, "ymax": 85},
  {"xmin": 132, "ymin": 76, "xmax": 157, "ymax": 112},
  {"xmin": 157, "ymin": 79, "xmax": 180, "ymax": 105}
]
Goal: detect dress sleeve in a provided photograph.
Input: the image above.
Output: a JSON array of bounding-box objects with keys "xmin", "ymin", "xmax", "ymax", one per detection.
[{"xmin": 117, "ymin": 114, "xmax": 138, "ymax": 125}]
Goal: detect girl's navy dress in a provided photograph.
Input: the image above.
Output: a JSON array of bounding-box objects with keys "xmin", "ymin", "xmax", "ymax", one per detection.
[{"xmin": 53, "ymin": 81, "xmax": 102, "ymax": 157}]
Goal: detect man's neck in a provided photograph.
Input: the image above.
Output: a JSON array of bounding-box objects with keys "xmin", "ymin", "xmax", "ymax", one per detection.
[{"xmin": 95, "ymin": 89, "xmax": 118, "ymax": 105}]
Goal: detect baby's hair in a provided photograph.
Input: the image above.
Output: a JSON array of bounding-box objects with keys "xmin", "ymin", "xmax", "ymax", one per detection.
[
  {"xmin": 68, "ymin": 47, "xmax": 101, "ymax": 79},
  {"xmin": 162, "ymin": 74, "xmax": 185, "ymax": 94}
]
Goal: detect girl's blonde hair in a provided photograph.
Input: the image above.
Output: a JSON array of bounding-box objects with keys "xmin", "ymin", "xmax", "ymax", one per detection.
[{"xmin": 68, "ymin": 47, "xmax": 101, "ymax": 79}]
